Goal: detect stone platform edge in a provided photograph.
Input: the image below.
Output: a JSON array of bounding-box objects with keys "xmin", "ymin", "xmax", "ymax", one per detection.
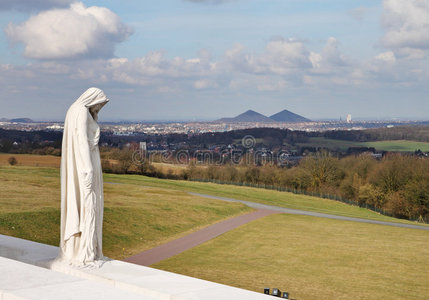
[{"xmin": 0, "ymin": 234, "xmax": 271, "ymax": 300}]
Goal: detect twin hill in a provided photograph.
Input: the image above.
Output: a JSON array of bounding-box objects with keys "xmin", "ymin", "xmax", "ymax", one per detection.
[
  {"xmin": 270, "ymin": 109, "xmax": 311, "ymax": 122},
  {"xmin": 217, "ymin": 110, "xmax": 274, "ymax": 123},
  {"xmin": 216, "ymin": 109, "xmax": 310, "ymax": 123}
]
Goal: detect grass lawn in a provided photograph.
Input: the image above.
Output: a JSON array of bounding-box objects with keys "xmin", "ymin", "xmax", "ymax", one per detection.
[
  {"xmin": 104, "ymin": 172, "xmax": 427, "ymax": 226},
  {"xmin": 1, "ymin": 163, "xmax": 428, "ymax": 299},
  {"xmin": 363, "ymin": 140, "xmax": 429, "ymax": 152},
  {"xmin": 0, "ymin": 165, "xmax": 251, "ymax": 259},
  {"xmin": 299, "ymin": 137, "xmax": 429, "ymax": 152},
  {"xmin": 154, "ymin": 214, "xmax": 429, "ymax": 300},
  {"xmin": 1, "ymin": 154, "xmax": 426, "ymax": 226}
]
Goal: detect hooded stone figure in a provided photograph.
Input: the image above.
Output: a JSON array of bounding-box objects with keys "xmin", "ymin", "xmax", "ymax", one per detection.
[{"xmin": 58, "ymin": 87, "xmax": 109, "ymax": 267}]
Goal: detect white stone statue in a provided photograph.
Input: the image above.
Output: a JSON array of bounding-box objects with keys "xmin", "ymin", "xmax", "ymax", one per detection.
[{"xmin": 57, "ymin": 87, "xmax": 109, "ymax": 268}]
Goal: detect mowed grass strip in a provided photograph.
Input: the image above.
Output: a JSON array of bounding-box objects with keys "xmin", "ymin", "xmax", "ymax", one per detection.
[
  {"xmin": 102, "ymin": 182, "xmax": 251, "ymax": 258},
  {"xmin": 1, "ymin": 155, "xmax": 426, "ymax": 226},
  {"xmin": 0, "ymin": 166, "xmax": 59, "ymax": 213},
  {"xmin": 104, "ymin": 173, "xmax": 427, "ymax": 226},
  {"xmin": 0, "ymin": 165, "xmax": 251, "ymax": 259},
  {"xmin": 154, "ymin": 214, "xmax": 429, "ymax": 300}
]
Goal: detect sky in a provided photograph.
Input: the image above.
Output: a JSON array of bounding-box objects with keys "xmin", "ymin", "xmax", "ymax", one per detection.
[{"xmin": 0, "ymin": 0, "xmax": 429, "ymax": 121}]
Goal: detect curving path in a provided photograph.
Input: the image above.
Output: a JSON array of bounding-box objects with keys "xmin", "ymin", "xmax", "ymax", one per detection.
[
  {"xmin": 189, "ymin": 192, "xmax": 429, "ymax": 231},
  {"xmin": 124, "ymin": 209, "xmax": 277, "ymax": 266},
  {"xmin": 122, "ymin": 186, "xmax": 428, "ymax": 267}
]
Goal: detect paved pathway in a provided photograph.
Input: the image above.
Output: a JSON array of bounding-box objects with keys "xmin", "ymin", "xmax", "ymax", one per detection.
[
  {"xmin": 122, "ymin": 186, "xmax": 428, "ymax": 266},
  {"xmin": 189, "ymin": 192, "xmax": 429, "ymax": 231},
  {"xmin": 124, "ymin": 209, "xmax": 277, "ymax": 266},
  {"xmin": 106, "ymin": 182, "xmax": 427, "ymax": 230}
]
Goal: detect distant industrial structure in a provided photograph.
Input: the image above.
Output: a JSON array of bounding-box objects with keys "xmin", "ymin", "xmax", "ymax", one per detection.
[{"xmin": 346, "ymin": 114, "xmax": 352, "ymax": 123}]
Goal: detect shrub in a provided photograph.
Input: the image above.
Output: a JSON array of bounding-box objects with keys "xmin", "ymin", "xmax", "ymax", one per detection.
[{"xmin": 8, "ymin": 156, "xmax": 18, "ymax": 165}]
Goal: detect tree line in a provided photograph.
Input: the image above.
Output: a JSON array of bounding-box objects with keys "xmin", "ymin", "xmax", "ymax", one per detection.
[
  {"xmin": 101, "ymin": 147, "xmax": 429, "ymax": 222},
  {"xmin": 187, "ymin": 153, "xmax": 429, "ymax": 221}
]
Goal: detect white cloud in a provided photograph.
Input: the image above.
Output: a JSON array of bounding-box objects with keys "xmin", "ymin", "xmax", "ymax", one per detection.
[
  {"xmin": 309, "ymin": 52, "xmax": 322, "ymax": 69},
  {"xmin": 364, "ymin": 52, "xmax": 397, "ymax": 77},
  {"xmin": 5, "ymin": 2, "xmax": 133, "ymax": 60},
  {"xmin": 193, "ymin": 79, "xmax": 218, "ymax": 89},
  {"xmin": 321, "ymin": 37, "xmax": 347, "ymax": 66},
  {"xmin": 3, "ymin": 35, "xmax": 426, "ymax": 106},
  {"xmin": 220, "ymin": 38, "xmax": 351, "ymax": 84},
  {"xmin": 222, "ymin": 43, "xmax": 255, "ymax": 73},
  {"xmin": 222, "ymin": 39, "xmax": 313, "ymax": 76},
  {"xmin": 99, "ymin": 50, "xmax": 217, "ymax": 88},
  {"xmin": 308, "ymin": 37, "xmax": 349, "ymax": 76},
  {"xmin": 0, "ymin": 0, "xmax": 73, "ymax": 11},
  {"xmin": 382, "ymin": 0, "xmax": 429, "ymax": 57},
  {"xmin": 375, "ymin": 51, "xmax": 396, "ymax": 64},
  {"xmin": 2, "ymin": 34, "xmax": 429, "ymax": 121},
  {"xmin": 259, "ymin": 38, "xmax": 312, "ymax": 73},
  {"xmin": 357, "ymin": 48, "xmax": 429, "ymax": 87},
  {"xmin": 393, "ymin": 48, "xmax": 426, "ymax": 60},
  {"xmin": 0, "ymin": 35, "xmax": 378, "ymax": 99},
  {"xmin": 218, "ymin": 37, "xmax": 357, "ymax": 91}
]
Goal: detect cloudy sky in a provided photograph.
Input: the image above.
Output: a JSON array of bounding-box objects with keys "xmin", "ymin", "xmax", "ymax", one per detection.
[{"xmin": 1, "ymin": 0, "xmax": 428, "ymax": 121}]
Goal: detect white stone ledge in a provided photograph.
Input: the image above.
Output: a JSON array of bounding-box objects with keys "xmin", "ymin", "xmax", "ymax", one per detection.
[
  {"xmin": 0, "ymin": 257, "xmax": 157, "ymax": 300},
  {"xmin": 0, "ymin": 235, "xmax": 271, "ymax": 300}
]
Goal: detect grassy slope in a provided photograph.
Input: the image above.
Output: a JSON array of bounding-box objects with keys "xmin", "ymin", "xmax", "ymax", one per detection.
[
  {"xmin": 2, "ymin": 164, "xmax": 428, "ymax": 299},
  {"xmin": 1, "ymin": 155, "xmax": 426, "ymax": 225},
  {"xmin": 154, "ymin": 214, "xmax": 429, "ymax": 300},
  {"xmin": 364, "ymin": 140, "xmax": 429, "ymax": 152},
  {"xmin": 104, "ymin": 172, "xmax": 427, "ymax": 226},
  {"xmin": 0, "ymin": 165, "xmax": 251, "ymax": 259}
]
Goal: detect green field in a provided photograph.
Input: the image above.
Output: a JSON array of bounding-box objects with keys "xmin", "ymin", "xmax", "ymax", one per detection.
[
  {"xmin": 0, "ymin": 165, "xmax": 251, "ymax": 258},
  {"xmin": 364, "ymin": 140, "xmax": 429, "ymax": 152},
  {"xmin": 299, "ymin": 137, "xmax": 429, "ymax": 152},
  {"xmin": 103, "ymin": 172, "xmax": 427, "ymax": 226},
  {"xmin": 3, "ymin": 161, "xmax": 425, "ymax": 226},
  {"xmin": 154, "ymin": 214, "xmax": 429, "ymax": 299},
  {"xmin": 1, "ymin": 164, "xmax": 429, "ymax": 299}
]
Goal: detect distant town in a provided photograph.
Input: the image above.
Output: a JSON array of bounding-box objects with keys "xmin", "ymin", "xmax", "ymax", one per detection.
[{"xmin": 1, "ymin": 109, "xmax": 428, "ymax": 135}]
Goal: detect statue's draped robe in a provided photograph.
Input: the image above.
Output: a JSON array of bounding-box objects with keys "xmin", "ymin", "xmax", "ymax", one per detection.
[{"xmin": 59, "ymin": 88, "xmax": 109, "ymax": 266}]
